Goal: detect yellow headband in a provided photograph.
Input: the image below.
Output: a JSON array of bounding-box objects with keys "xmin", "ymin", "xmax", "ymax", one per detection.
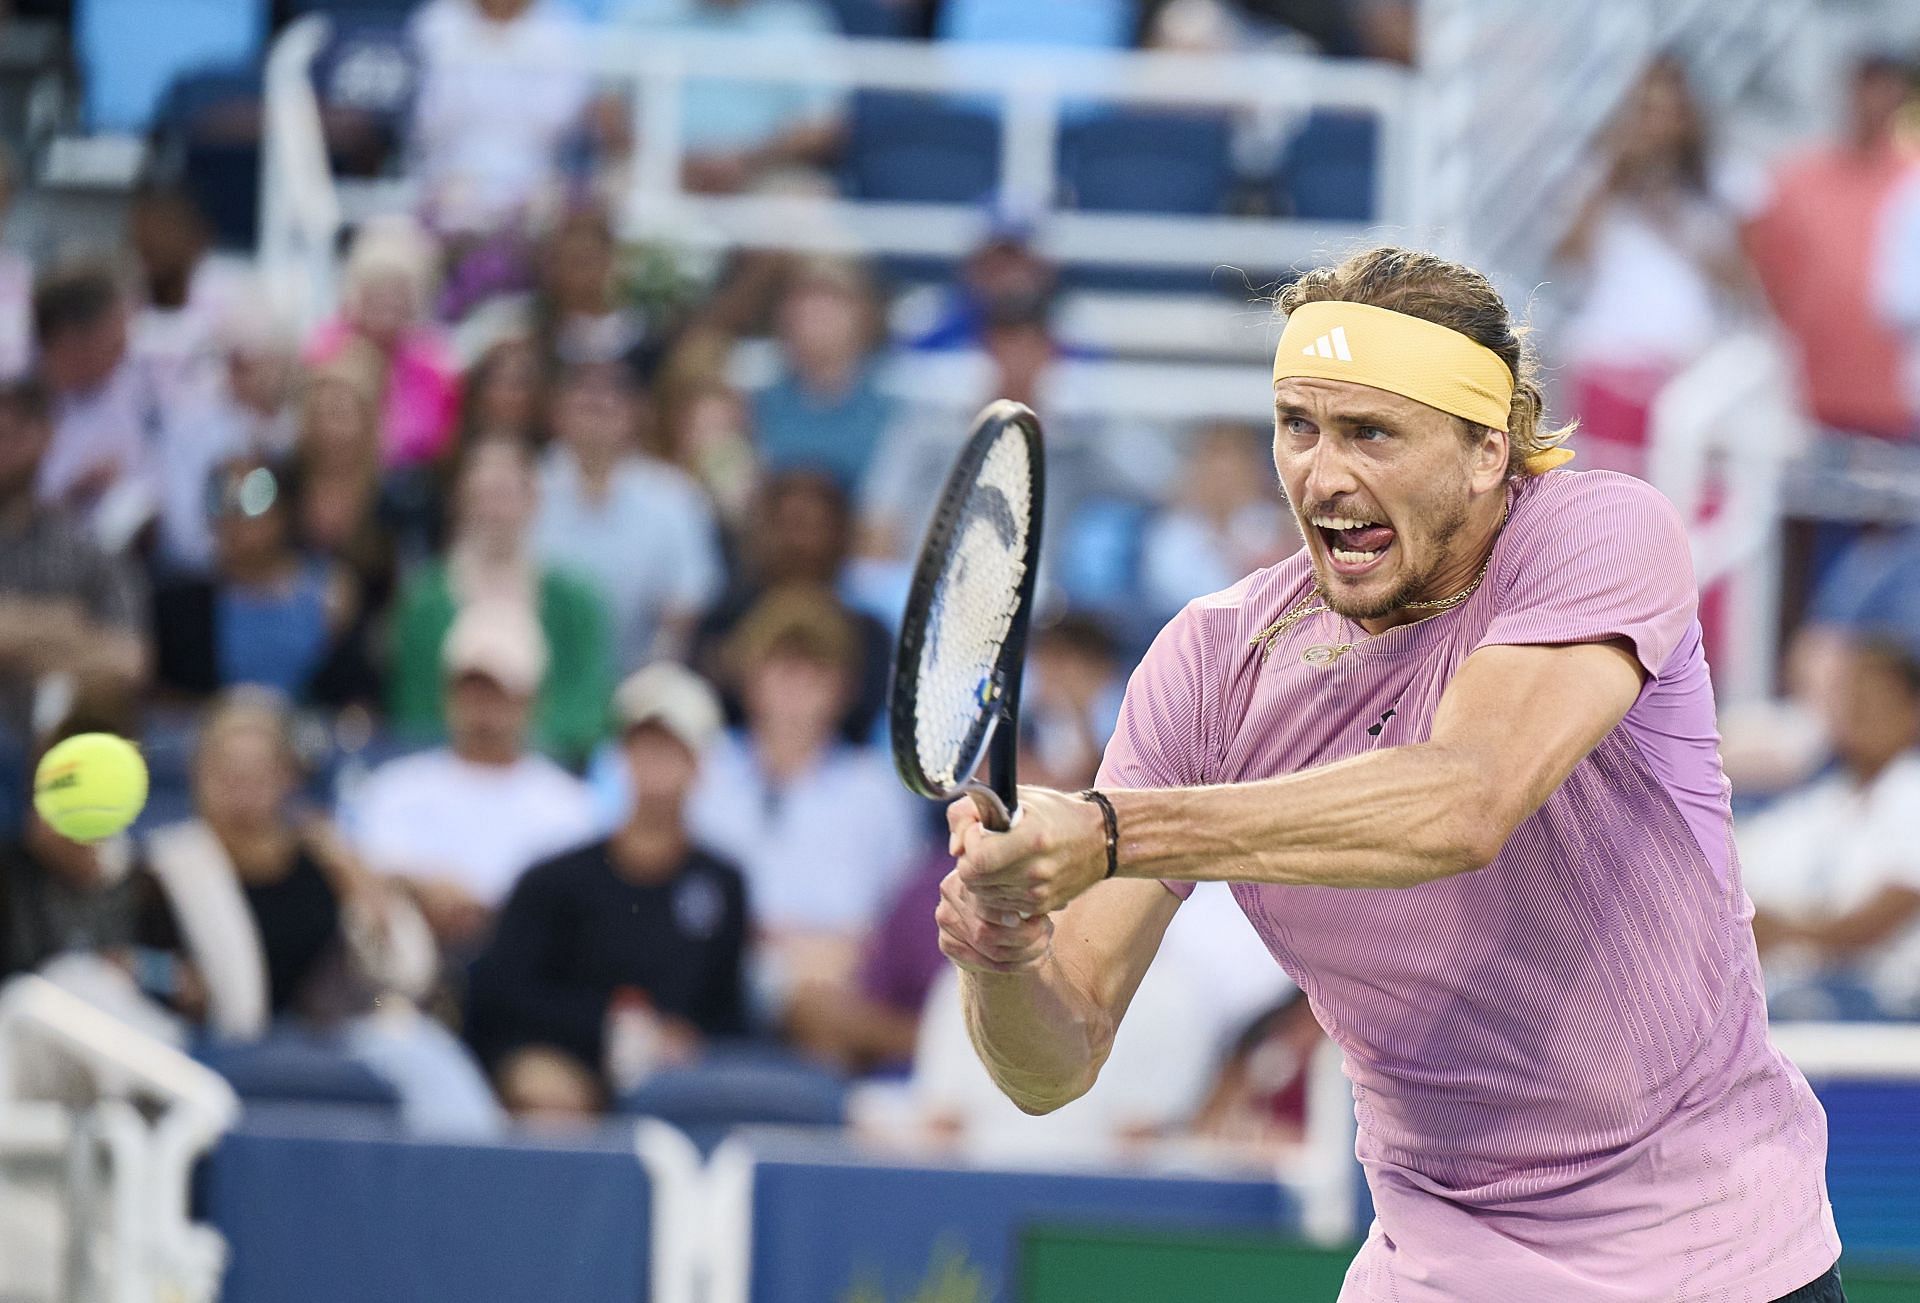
[{"xmin": 1273, "ymin": 301, "xmax": 1575, "ymax": 473}]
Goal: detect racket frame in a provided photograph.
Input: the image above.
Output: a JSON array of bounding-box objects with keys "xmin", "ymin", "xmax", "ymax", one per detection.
[{"xmin": 888, "ymin": 399, "xmax": 1046, "ymax": 832}]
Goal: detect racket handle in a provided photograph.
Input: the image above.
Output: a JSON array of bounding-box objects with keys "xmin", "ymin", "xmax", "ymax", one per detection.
[{"xmin": 965, "ymin": 782, "xmax": 1017, "ymax": 832}]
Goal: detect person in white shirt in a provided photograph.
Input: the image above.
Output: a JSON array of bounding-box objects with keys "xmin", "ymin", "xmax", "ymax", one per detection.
[
  {"xmin": 1876, "ymin": 164, "xmax": 1920, "ymax": 430},
  {"xmin": 152, "ymin": 295, "xmax": 301, "ymax": 577},
  {"xmin": 32, "ymin": 265, "xmax": 163, "ymax": 550},
  {"xmin": 347, "ymin": 599, "xmax": 597, "ymax": 947},
  {"xmin": 686, "ymin": 587, "xmax": 920, "ymax": 1016},
  {"xmin": 531, "ymin": 360, "xmax": 724, "ymax": 668},
  {"xmin": 1738, "ymin": 637, "xmax": 1920, "ymax": 1019},
  {"xmin": 409, "ymin": 0, "xmax": 594, "ymax": 235}
]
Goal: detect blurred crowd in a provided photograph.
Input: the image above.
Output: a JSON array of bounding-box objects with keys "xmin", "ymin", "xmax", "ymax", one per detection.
[{"xmin": 0, "ymin": 0, "xmax": 1917, "ymax": 1159}]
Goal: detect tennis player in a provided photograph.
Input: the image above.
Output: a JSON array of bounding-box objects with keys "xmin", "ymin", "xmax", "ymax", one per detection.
[{"xmin": 939, "ymin": 246, "xmax": 1843, "ymax": 1301}]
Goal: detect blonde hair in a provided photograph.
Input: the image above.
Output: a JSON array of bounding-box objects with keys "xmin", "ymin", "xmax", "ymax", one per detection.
[
  {"xmin": 195, "ymin": 687, "xmax": 303, "ymax": 778},
  {"xmin": 1276, "ymin": 247, "xmax": 1574, "ymax": 477}
]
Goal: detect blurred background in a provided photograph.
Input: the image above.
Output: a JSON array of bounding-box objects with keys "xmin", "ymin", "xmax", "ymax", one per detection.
[{"xmin": 0, "ymin": 0, "xmax": 1919, "ymax": 1299}]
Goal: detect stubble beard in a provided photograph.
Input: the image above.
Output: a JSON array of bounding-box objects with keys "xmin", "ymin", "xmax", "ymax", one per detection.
[{"xmin": 1317, "ymin": 492, "xmax": 1471, "ymax": 622}]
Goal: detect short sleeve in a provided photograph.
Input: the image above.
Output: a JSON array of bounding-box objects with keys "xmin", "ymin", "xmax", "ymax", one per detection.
[
  {"xmin": 1094, "ymin": 606, "xmax": 1219, "ymax": 902},
  {"xmin": 1477, "ymin": 472, "xmax": 1697, "ymax": 680}
]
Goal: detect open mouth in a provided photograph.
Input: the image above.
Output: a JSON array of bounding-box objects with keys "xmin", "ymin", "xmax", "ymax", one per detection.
[{"xmin": 1310, "ymin": 513, "xmax": 1396, "ymax": 576}]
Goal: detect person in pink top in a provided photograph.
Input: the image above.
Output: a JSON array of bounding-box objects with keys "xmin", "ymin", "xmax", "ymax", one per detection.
[
  {"xmin": 306, "ymin": 218, "xmax": 461, "ymax": 468},
  {"xmin": 937, "ymin": 246, "xmax": 1843, "ymax": 1301}
]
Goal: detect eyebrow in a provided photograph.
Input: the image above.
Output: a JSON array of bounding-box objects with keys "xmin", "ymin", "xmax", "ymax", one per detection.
[{"xmin": 1274, "ymin": 401, "xmax": 1404, "ymax": 429}]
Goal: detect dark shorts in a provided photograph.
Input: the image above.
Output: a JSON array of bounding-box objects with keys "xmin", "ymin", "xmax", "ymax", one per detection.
[{"xmin": 1773, "ymin": 1265, "xmax": 1846, "ymax": 1303}]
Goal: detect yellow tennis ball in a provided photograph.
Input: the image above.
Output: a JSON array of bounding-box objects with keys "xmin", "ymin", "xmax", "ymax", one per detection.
[{"xmin": 33, "ymin": 733, "xmax": 149, "ymax": 843}]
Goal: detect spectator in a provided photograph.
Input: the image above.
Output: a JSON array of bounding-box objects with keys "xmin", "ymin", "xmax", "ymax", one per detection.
[
  {"xmin": 306, "ymin": 219, "xmax": 462, "ymax": 469},
  {"xmin": 0, "ymin": 379, "xmax": 148, "ymax": 835},
  {"xmin": 1, "ymin": 710, "xmax": 172, "ymax": 984},
  {"xmin": 531, "ymin": 361, "xmax": 724, "ymax": 669},
  {"xmin": 1554, "ymin": 57, "xmax": 1750, "ymax": 474},
  {"xmin": 410, "ymin": 0, "xmax": 595, "ymax": 237},
  {"xmin": 33, "ymin": 264, "xmax": 162, "ymax": 545},
  {"xmin": 783, "ymin": 841, "xmax": 944, "ymax": 1073},
  {"xmin": 290, "ymin": 360, "xmax": 403, "ymax": 625},
  {"xmin": 1139, "ymin": 421, "xmax": 1296, "ymax": 621},
  {"xmin": 350, "ymin": 600, "xmax": 599, "ymax": 948},
  {"xmin": 690, "ymin": 470, "xmax": 890, "ymax": 744},
  {"xmin": 143, "ymin": 690, "xmax": 501, "ymax": 1134},
  {"xmin": 1191, "ymin": 988, "xmax": 1326, "ymax": 1155},
  {"xmin": 0, "ymin": 146, "xmax": 33, "ymax": 382},
  {"xmin": 1749, "ymin": 52, "xmax": 1918, "ymax": 440},
  {"xmin": 149, "ymin": 456, "xmax": 376, "ymax": 708},
  {"xmin": 389, "ymin": 437, "xmax": 613, "ymax": 763},
  {"xmin": 1021, "ymin": 614, "xmax": 1125, "ymax": 792},
  {"xmin": 752, "ymin": 258, "xmax": 895, "ymax": 490},
  {"xmin": 468, "ymin": 663, "xmax": 748, "ymax": 1117},
  {"xmin": 532, "ymin": 206, "xmax": 666, "ymax": 379},
  {"xmin": 459, "ymin": 336, "xmax": 547, "ymax": 451},
  {"xmin": 614, "ymin": 0, "xmax": 846, "ymax": 195},
  {"xmin": 687, "ymin": 589, "xmax": 920, "ymax": 1014},
  {"xmin": 905, "ymin": 223, "xmax": 1059, "ymax": 352},
  {"xmin": 127, "ymin": 183, "xmax": 239, "ymax": 420},
  {"xmin": 152, "ymin": 294, "xmax": 302, "ymax": 577},
  {"xmin": 1740, "ymin": 638, "xmax": 1920, "ymax": 1019},
  {"xmin": 658, "ymin": 373, "xmax": 759, "ymax": 529}
]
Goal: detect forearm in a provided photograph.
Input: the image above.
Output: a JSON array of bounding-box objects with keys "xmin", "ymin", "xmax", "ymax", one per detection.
[
  {"xmin": 1110, "ymin": 743, "xmax": 1506, "ymax": 890},
  {"xmin": 959, "ymin": 953, "xmax": 1113, "ymax": 1115}
]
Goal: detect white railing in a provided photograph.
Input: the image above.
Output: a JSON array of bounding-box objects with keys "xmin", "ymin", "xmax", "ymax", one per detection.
[
  {"xmin": 259, "ymin": 18, "xmax": 1418, "ymax": 331},
  {"xmin": 0, "ymin": 976, "xmax": 239, "ymax": 1303},
  {"xmin": 1645, "ymin": 331, "xmax": 1813, "ymax": 706}
]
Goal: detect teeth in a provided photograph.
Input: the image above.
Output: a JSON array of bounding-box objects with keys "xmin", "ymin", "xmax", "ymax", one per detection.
[
  {"xmin": 1332, "ymin": 547, "xmax": 1384, "ymax": 564},
  {"xmin": 1311, "ymin": 515, "xmax": 1382, "ymax": 531}
]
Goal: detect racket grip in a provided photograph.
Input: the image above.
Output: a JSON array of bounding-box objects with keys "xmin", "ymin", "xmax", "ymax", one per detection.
[{"xmin": 965, "ymin": 782, "xmax": 1018, "ymax": 833}]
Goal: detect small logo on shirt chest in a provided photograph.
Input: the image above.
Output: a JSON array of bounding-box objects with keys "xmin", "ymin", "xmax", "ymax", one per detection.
[{"xmin": 1366, "ymin": 708, "xmax": 1397, "ymax": 738}]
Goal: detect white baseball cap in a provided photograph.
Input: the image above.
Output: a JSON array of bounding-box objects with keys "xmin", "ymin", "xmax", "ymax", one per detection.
[
  {"xmin": 613, "ymin": 662, "xmax": 724, "ymax": 758},
  {"xmin": 441, "ymin": 600, "xmax": 548, "ymax": 696}
]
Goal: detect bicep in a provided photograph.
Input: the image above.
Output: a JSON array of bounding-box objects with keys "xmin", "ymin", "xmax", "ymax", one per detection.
[
  {"xmin": 1430, "ymin": 639, "xmax": 1646, "ymax": 835},
  {"xmin": 1049, "ymin": 876, "xmax": 1183, "ymax": 1031}
]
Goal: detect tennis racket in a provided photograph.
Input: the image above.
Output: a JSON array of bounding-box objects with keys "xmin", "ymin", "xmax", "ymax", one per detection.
[{"xmin": 889, "ymin": 399, "xmax": 1046, "ymax": 832}]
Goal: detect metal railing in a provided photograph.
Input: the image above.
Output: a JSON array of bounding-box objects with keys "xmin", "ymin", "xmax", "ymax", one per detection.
[
  {"xmin": 259, "ymin": 18, "xmax": 1418, "ymax": 330},
  {"xmin": 0, "ymin": 976, "xmax": 238, "ymax": 1303}
]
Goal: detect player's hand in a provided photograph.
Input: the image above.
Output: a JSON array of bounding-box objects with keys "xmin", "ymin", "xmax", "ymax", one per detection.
[
  {"xmin": 948, "ymin": 787, "xmax": 1108, "ymax": 919},
  {"xmin": 935, "ymin": 868, "xmax": 1053, "ymax": 974}
]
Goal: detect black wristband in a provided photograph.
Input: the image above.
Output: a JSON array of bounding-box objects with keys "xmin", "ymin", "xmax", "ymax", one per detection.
[{"xmin": 1078, "ymin": 788, "xmax": 1119, "ymax": 880}]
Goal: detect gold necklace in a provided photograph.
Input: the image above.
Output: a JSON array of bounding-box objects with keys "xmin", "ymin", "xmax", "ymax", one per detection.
[{"xmin": 1251, "ymin": 506, "xmax": 1506, "ymax": 667}]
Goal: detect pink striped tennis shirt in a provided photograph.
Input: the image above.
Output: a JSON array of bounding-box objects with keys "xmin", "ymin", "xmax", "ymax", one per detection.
[{"xmin": 1098, "ymin": 469, "xmax": 1839, "ymax": 1301}]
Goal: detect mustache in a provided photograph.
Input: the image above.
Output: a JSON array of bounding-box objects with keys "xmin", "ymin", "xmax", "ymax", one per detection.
[{"xmin": 1299, "ymin": 498, "xmax": 1388, "ymax": 521}]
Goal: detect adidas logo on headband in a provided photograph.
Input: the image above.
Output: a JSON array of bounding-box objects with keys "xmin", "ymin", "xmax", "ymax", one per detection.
[{"xmin": 1302, "ymin": 326, "xmax": 1353, "ymax": 361}]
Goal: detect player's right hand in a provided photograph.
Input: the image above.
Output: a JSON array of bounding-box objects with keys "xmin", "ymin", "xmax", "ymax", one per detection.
[{"xmin": 935, "ymin": 868, "xmax": 1053, "ymax": 975}]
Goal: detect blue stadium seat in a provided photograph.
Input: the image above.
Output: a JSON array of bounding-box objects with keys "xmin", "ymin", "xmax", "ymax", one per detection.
[
  {"xmin": 75, "ymin": 0, "xmax": 267, "ymax": 133},
  {"xmin": 195, "ymin": 1032, "xmax": 402, "ymax": 1112},
  {"xmin": 1060, "ymin": 110, "xmax": 1235, "ymax": 215},
  {"xmin": 619, "ymin": 1044, "xmax": 846, "ymax": 1152},
  {"xmin": 844, "ymin": 91, "xmax": 1001, "ymax": 204},
  {"xmin": 1274, "ymin": 111, "xmax": 1378, "ymax": 222},
  {"xmin": 822, "ymin": 0, "xmax": 907, "ymax": 37},
  {"xmin": 286, "ymin": 0, "xmax": 419, "ymax": 17},
  {"xmin": 936, "ymin": 0, "xmax": 1135, "ymax": 48}
]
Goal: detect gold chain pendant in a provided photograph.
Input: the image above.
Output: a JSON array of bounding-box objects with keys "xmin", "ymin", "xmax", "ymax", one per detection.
[{"xmin": 1300, "ymin": 642, "xmax": 1352, "ymax": 667}]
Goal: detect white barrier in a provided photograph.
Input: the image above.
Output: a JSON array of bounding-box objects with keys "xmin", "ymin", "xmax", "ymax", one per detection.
[{"xmin": 0, "ymin": 976, "xmax": 239, "ymax": 1303}]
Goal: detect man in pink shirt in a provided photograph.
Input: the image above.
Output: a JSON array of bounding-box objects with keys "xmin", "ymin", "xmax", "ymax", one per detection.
[{"xmin": 938, "ymin": 246, "xmax": 1842, "ymax": 1300}]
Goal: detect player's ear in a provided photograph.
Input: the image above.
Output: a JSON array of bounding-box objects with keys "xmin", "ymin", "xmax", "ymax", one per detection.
[{"xmin": 1469, "ymin": 423, "xmax": 1508, "ymax": 491}]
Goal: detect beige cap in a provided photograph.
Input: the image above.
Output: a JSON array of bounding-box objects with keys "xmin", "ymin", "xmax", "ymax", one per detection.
[
  {"xmin": 441, "ymin": 600, "xmax": 548, "ymax": 696},
  {"xmin": 613, "ymin": 662, "xmax": 724, "ymax": 758}
]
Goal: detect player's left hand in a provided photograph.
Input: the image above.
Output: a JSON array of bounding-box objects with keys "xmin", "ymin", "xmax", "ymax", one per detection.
[{"xmin": 949, "ymin": 786, "xmax": 1109, "ymax": 917}]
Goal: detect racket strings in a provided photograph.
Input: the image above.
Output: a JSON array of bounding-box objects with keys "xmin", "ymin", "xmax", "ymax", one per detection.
[{"xmin": 914, "ymin": 428, "xmax": 1033, "ymax": 787}]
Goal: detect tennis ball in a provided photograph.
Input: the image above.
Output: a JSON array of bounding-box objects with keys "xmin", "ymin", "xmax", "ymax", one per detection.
[{"xmin": 33, "ymin": 733, "xmax": 149, "ymax": 843}]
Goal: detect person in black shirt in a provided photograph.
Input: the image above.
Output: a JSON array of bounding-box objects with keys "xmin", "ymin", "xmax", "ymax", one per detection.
[{"xmin": 468, "ymin": 662, "xmax": 748, "ymax": 1119}]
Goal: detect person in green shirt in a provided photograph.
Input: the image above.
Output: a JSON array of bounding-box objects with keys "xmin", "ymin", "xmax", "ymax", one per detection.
[{"xmin": 388, "ymin": 437, "xmax": 611, "ymax": 765}]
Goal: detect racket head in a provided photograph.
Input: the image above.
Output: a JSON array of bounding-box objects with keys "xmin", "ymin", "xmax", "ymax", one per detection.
[{"xmin": 889, "ymin": 400, "xmax": 1046, "ymax": 828}]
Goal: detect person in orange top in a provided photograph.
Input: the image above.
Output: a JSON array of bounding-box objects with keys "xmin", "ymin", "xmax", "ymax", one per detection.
[{"xmin": 1745, "ymin": 52, "xmax": 1918, "ymax": 440}]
